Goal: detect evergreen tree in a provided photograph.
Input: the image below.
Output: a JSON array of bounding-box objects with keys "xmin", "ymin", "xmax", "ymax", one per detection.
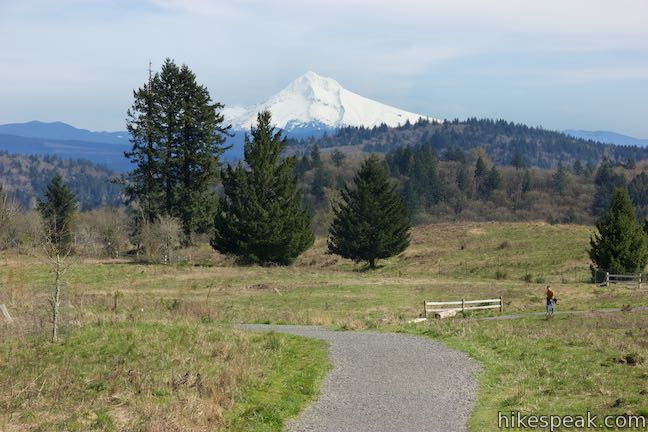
[
  {"xmin": 295, "ymin": 154, "xmax": 312, "ymax": 176},
  {"xmin": 628, "ymin": 172, "xmax": 648, "ymax": 219},
  {"xmin": 474, "ymin": 156, "xmax": 488, "ymax": 181},
  {"xmin": 477, "ymin": 163, "xmax": 500, "ymax": 199},
  {"xmin": 590, "ymin": 188, "xmax": 648, "ymax": 273},
  {"xmin": 510, "ymin": 152, "xmax": 527, "ymax": 169},
  {"xmin": 38, "ymin": 174, "xmax": 77, "ymax": 253},
  {"xmin": 331, "ymin": 149, "xmax": 346, "ymax": 167},
  {"xmin": 125, "ymin": 59, "xmax": 229, "ymax": 241},
  {"xmin": 403, "ymin": 144, "xmax": 443, "ymax": 211},
  {"xmin": 628, "ymin": 172, "xmax": 648, "ymax": 207},
  {"xmin": 328, "ymin": 155, "xmax": 410, "ymax": 269},
  {"xmin": 173, "ymin": 63, "xmax": 230, "ymax": 237},
  {"xmin": 456, "ymin": 165, "xmax": 471, "ymax": 194},
  {"xmin": 572, "ymin": 160, "xmax": 584, "ymax": 176},
  {"xmin": 310, "ymin": 144, "xmax": 322, "ymax": 168},
  {"xmin": 521, "ymin": 170, "xmax": 532, "ymax": 195},
  {"xmin": 311, "ymin": 167, "xmax": 332, "ymax": 204},
  {"xmin": 552, "ymin": 163, "xmax": 569, "ymax": 195},
  {"xmin": 211, "ymin": 111, "xmax": 313, "ymax": 265},
  {"xmin": 592, "ymin": 162, "xmax": 626, "ymax": 216},
  {"xmin": 125, "ymin": 65, "xmax": 163, "ymax": 223}
]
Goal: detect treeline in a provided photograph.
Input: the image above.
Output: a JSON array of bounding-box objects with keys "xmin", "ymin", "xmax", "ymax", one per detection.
[
  {"xmin": 0, "ymin": 151, "xmax": 121, "ymax": 210},
  {"xmin": 289, "ymin": 118, "xmax": 648, "ymax": 169},
  {"xmin": 294, "ymin": 143, "xmax": 648, "ymax": 229}
]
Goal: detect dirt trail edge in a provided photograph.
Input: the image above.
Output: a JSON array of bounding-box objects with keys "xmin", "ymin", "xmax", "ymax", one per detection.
[{"xmin": 239, "ymin": 324, "xmax": 480, "ymax": 432}]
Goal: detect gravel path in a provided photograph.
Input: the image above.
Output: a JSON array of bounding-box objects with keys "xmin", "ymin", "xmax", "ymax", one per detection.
[{"xmin": 240, "ymin": 324, "xmax": 480, "ymax": 432}]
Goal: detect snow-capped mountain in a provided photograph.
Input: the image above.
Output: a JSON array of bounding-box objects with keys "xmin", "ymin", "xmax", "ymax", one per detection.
[{"xmin": 224, "ymin": 71, "xmax": 434, "ymax": 132}]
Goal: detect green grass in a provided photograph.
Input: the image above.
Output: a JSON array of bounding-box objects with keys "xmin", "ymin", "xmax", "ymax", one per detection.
[
  {"xmin": 2, "ymin": 221, "xmax": 648, "ymax": 432},
  {"xmin": 397, "ymin": 312, "xmax": 648, "ymax": 431},
  {"xmin": 0, "ymin": 323, "xmax": 329, "ymax": 432},
  {"xmin": 226, "ymin": 331, "xmax": 330, "ymax": 431}
]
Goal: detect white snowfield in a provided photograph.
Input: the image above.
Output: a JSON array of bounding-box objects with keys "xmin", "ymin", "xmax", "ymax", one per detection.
[{"xmin": 224, "ymin": 71, "xmax": 436, "ymax": 131}]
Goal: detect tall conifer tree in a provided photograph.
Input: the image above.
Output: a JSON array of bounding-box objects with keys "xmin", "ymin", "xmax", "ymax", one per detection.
[
  {"xmin": 38, "ymin": 174, "xmax": 77, "ymax": 253},
  {"xmin": 590, "ymin": 188, "xmax": 648, "ymax": 273},
  {"xmin": 125, "ymin": 59, "xmax": 229, "ymax": 240},
  {"xmin": 211, "ymin": 111, "xmax": 313, "ymax": 265},
  {"xmin": 125, "ymin": 63, "xmax": 162, "ymax": 223},
  {"xmin": 328, "ymin": 155, "xmax": 410, "ymax": 269}
]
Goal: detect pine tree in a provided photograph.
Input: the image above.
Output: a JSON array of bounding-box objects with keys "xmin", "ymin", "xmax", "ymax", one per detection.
[
  {"xmin": 589, "ymin": 188, "xmax": 648, "ymax": 273},
  {"xmin": 310, "ymin": 145, "xmax": 322, "ymax": 168},
  {"xmin": 521, "ymin": 170, "xmax": 532, "ymax": 195},
  {"xmin": 173, "ymin": 63, "xmax": 230, "ymax": 237},
  {"xmin": 311, "ymin": 167, "xmax": 332, "ymax": 204},
  {"xmin": 328, "ymin": 155, "xmax": 410, "ymax": 269},
  {"xmin": 477, "ymin": 163, "xmax": 500, "ymax": 199},
  {"xmin": 552, "ymin": 163, "xmax": 568, "ymax": 195},
  {"xmin": 125, "ymin": 63, "xmax": 163, "ymax": 223},
  {"xmin": 331, "ymin": 149, "xmax": 346, "ymax": 167},
  {"xmin": 628, "ymin": 172, "xmax": 648, "ymax": 220},
  {"xmin": 474, "ymin": 155, "xmax": 487, "ymax": 181},
  {"xmin": 592, "ymin": 161, "xmax": 626, "ymax": 216},
  {"xmin": 628, "ymin": 172, "xmax": 648, "ymax": 207},
  {"xmin": 510, "ymin": 152, "xmax": 527, "ymax": 170},
  {"xmin": 456, "ymin": 165, "xmax": 471, "ymax": 195},
  {"xmin": 38, "ymin": 174, "xmax": 77, "ymax": 253},
  {"xmin": 211, "ymin": 111, "xmax": 313, "ymax": 265},
  {"xmin": 126, "ymin": 59, "xmax": 229, "ymax": 241}
]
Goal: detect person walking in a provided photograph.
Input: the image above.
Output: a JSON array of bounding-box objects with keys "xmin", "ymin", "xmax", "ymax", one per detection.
[{"xmin": 546, "ymin": 285, "xmax": 556, "ymax": 318}]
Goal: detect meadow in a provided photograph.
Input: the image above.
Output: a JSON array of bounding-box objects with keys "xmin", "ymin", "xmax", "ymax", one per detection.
[{"xmin": 2, "ymin": 221, "xmax": 647, "ymax": 431}]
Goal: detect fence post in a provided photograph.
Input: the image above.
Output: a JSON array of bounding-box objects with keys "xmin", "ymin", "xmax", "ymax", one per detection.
[
  {"xmin": 461, "ymin": 298, "xmax": 465, "ymax": 318},
  {"xmin": 605, "ymin": 272, "xmax": 610, "ymax": 287},
  {"xmin": 499, "ymin": 296, "xmax": 503, "ymax": 313},
  {"xmin": 639, "ymin": 273, "xmax": 643, "ymax": 290},
  {"xmin": 423, "ymin": 300, "xmax": 427, "ymax": 318}
]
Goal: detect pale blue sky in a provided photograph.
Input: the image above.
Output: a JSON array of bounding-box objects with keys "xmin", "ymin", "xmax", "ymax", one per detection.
[{"xmin": 1, "ymin": 0, "xmax": 647, "ymax": 137}]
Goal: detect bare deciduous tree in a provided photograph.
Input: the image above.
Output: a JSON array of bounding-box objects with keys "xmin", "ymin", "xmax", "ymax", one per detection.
[
  {"xmin": 0, "ymin": 184, "xmax": 18, "ymax": 249},
  {"xmin": 38, "ymin": 175, "xmax": 77, "ymax": 342},
  {"xmin": 138, "ymin": 216, "xmax": 181, "ymax": 264}
]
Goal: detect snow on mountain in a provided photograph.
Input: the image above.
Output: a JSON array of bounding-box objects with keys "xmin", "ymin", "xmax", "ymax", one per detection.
[{"xmin": 223, "ymin": 71, "xmax": 434, "ymax": 131}]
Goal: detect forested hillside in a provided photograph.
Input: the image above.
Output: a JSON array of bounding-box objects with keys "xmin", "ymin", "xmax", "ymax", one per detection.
[
  {"xmin": 0, "ymin": 152, "xmax": 122, "ymax": 210},
  {"xmin": 295, "ymin": 144, "xmax": 648, "ymax": 232},
  {"xmin": 290, "ymin": 118, "xmax": 648, "ymax": 168}
]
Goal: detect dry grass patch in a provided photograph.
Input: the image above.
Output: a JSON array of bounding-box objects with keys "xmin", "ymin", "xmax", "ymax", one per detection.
[{"xmin": 0, "ymin": 322, "xmax": 328, "ymax": 432}]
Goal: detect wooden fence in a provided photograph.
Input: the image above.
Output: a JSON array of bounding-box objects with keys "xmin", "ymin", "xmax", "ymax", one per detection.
[
  {"xmin": 423, "ymin": 297, "xmax": 503, "ymax": 319},
  {"xmin": 602, "ymin": 272, "xmax": 642, "ymax": 288}
]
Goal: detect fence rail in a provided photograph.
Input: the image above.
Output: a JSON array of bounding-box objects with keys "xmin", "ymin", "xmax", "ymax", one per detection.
[
  {"xmin": 602, "ymin": 272, "xmax": 643, "ymax": 288},
  {"xmin": 423, "ymin": 297, "xmax": 503, "ymax": 319}
]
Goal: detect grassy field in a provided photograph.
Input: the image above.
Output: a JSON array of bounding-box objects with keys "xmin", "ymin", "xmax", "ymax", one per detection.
[
  {"xmin": 1, "ymin": 322, "xmax": 329, "ymax": 432},
  {"xmin": 2, "ymin": 221, "xmax": 648, "ymax": 431}
]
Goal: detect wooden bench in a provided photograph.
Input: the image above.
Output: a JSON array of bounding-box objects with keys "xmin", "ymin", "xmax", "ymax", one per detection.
[{"xmin": 423, "ymin": 297, "xmax": 503, "ymax": 319}]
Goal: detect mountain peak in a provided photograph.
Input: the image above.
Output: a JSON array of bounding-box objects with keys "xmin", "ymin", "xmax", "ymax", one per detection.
[{"xmin": 224, "ymin": 72, "xmax": 434, "ymax": 132}]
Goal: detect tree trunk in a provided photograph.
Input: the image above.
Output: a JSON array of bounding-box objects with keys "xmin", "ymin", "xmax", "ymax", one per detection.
[
  {"xmin": 369, "ymin": 258, "xmax": 376, "ymax": 270},
  {"xmin": 52, "ymin": 252, "xmax": 61, "ymax": 343}
]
